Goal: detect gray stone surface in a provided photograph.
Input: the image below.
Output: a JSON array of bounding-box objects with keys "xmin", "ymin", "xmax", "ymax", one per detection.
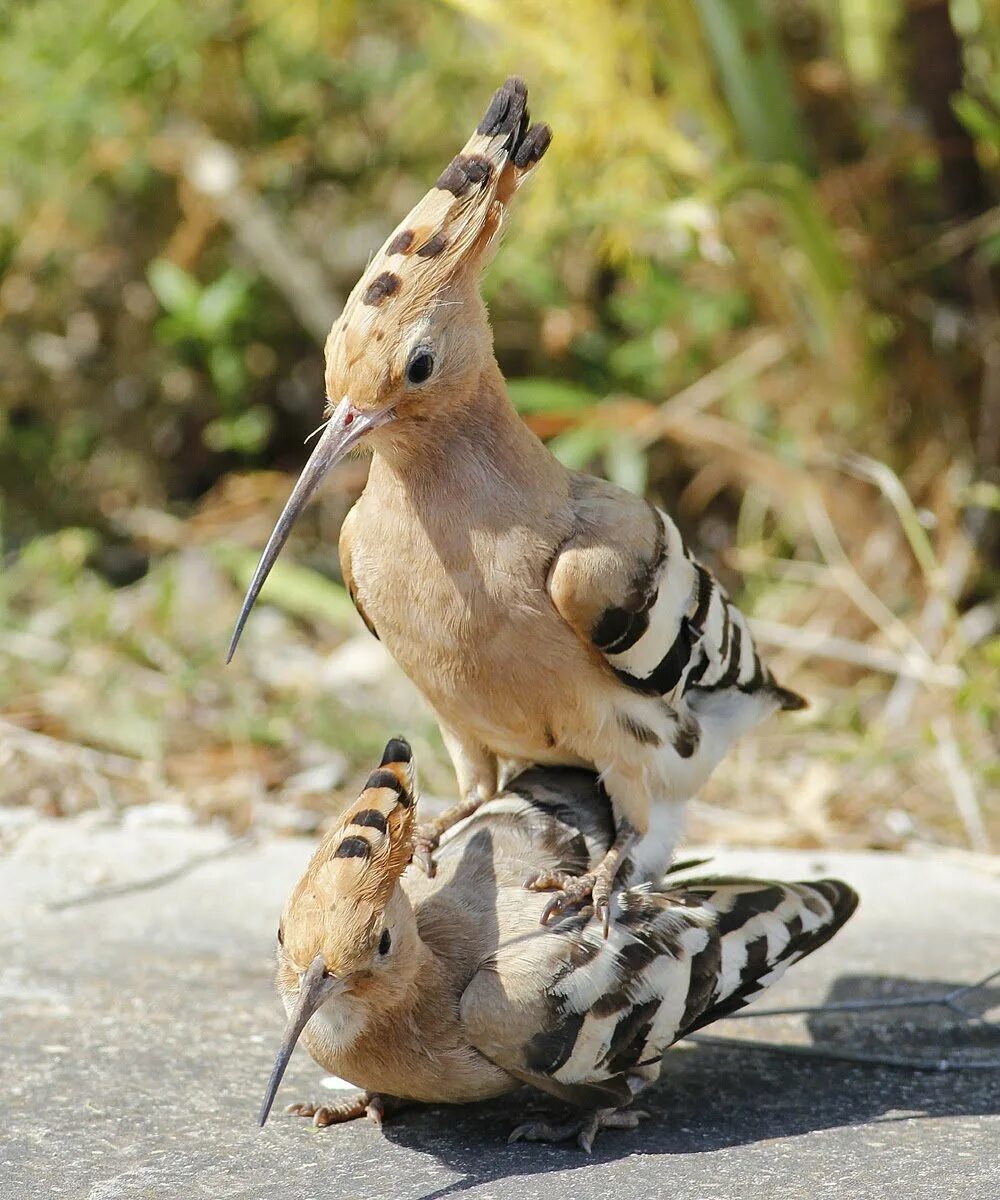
[{"xmin": 1, "ymin": 817, "xmax": 998, "ymax": 1200}]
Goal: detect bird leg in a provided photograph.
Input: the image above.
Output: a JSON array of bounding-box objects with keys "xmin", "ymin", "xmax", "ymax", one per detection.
[
  {"xmin": 285, "ymin": 1091, "xmax": 404, "ymax": 1129},
  {"xmin": 527, "ymin": 820, "xmax": 639, "ymax": 935},
  {"xmin": 413, "ymin": 795, "xmax": 484, "ymax": 877},
  {"xmin": 508, "ymin": 1105, "xmax": 650, "ymax": 1154}
]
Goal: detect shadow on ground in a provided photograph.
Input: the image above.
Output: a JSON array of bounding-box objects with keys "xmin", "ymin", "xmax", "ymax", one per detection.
[{"xmin": 367, "ymin": 971, "xmax": 1000, "ymax": 1200}]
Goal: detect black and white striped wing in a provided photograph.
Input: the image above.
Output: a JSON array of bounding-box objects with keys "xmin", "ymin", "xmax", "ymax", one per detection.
[
  {"xmin": 667, "ymin": 876, "xmax": 859, "ymax": 1036},
  {"xmin": 459, "ymin": 897, "xmax": 712, "ymax": 1107},
  {"xmin": 550, "ymin": 483, "xmax": 803, "ymax": 708},
  {"xmin": 460, "ymin": 877, "xmax": 857, "ymax": 1105}
]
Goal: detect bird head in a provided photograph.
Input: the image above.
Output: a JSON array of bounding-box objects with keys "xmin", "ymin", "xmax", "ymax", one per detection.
[
  {"xmin": 228, "ymin": 77, "xmax": 551, "ymax": 660},
  {"xmin": 258, "ymin": 737, "xmax": 418, "ymax": 1126}
]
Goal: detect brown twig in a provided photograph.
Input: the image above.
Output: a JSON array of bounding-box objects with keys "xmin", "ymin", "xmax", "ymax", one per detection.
[
  {"xmin": 688, "ymin": 966, "xmax": 1000, "ymax": 1071},
  {"xmin": 747, "ymin": 619, "xmax": 962, "ymax": 686},
  {"xmin": 725, "ymin": 966, "xmax": 1000, "ymax": 1022},
  {"xmin": 931, "ymin": 715, "xmax": 991, "ymax": 853},
  {"xmin": 636, "ymin": 331, "xmax": 792, "ymax": 440},
  {"xmin": 161, "ymin": 125, "xmax": 343, "ymax": 344}
]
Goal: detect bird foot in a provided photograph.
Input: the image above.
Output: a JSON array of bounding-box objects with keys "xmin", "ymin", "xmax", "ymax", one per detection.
[
  {"xmin": 412, "ymin": 824, "xmax": 440, "ymax": 878},
  {"xmin": 525, "ymin": 868, "xmax": 614, "ymax": 936},
  {"xmin": 509, "ymin": 1106, "xmax": 650, "ymax": 1154},
  {"xmin": 285, "ymin": 1091, "xmax": 397, "ymax": 1129},
  {"xmin": 412, "ymin": 794, "xmax": 486, "ymax": 877}
]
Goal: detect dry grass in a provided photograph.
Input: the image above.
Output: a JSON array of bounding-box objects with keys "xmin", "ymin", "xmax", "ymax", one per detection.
[{"xmin": 2, "ymin": 2, "xmax": 998, "ymax": 856}]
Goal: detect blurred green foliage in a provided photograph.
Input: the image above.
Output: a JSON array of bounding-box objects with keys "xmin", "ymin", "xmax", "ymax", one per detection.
[
  {"xmin": 1, "ymin": 0, "xmax": 998, "ymax": 542},
  {"xmin": 2, "ymin": 0, "xmax": 999, "ymax": 845},
  {"xmin": 146, "ymin": 260, "xmax": 272, "ymax": 452}
]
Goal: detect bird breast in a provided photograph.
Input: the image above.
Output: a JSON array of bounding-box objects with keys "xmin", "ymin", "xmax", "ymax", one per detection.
[{"xmin": 346, "ymin": 495, "xmax": 603, "ymax": 760}]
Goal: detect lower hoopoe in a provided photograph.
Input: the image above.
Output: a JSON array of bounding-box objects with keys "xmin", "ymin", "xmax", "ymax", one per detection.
[
  {"xmin": 259, "ymin": 739, "xmax": 858, "ymax": 1151},
  {"xmin": 227, "ymin": 77, "xmax": 806, "ymax": 930}
]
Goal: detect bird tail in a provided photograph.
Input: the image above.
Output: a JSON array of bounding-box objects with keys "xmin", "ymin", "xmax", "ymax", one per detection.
[
  {"xmin": 770, "ymin": 680, "xmax": 809, "ymax": 712},
  {"xmin": 672, "ymin": 877, "xmax": 858, "ymax": 1038}
]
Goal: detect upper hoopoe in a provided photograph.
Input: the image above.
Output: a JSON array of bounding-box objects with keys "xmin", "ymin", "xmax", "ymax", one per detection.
[
  {"xmin": 259, "ymin": 738, "xmax": 858, "ymax": 1151},
  {"xmin": 229, "ymin": 77, "xmax": 805, "ymax": 927}
]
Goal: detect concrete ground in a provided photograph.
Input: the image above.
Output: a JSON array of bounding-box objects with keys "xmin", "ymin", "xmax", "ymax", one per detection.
[{"xmin": 1, "ymin": 815, "xmax": 998, "ymax": 1200}]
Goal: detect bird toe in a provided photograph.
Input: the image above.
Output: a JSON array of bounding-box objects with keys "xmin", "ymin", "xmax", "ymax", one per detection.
[
  {"xmin": 540, "ymin": 893, "xmax": 567, "ymax": 925},
  {"xmin": 412, "ymin": 825, "xmax": 440, "ymax": 877}
]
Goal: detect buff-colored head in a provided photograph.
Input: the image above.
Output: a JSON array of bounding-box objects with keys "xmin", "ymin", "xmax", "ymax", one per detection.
[
  {"xmin": 258, "ymin": 737, "xmax": 418, "ymax": 1126},
  {"xmin": 228, "ymin": 78, "xmax": 552, "ymax": 660},
  {"xmin": 322, "ymin": 76, "xmax": 550, "ymax": 422}
]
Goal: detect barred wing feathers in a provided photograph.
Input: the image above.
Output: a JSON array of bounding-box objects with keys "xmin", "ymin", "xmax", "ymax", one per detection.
[
  {"xmin": 549, "ymin": 475, "xmax": 805, "ymax": 711},
  {"xmin": 460, "ymin": 876, "xmax": 857, "ymax": 1105}
]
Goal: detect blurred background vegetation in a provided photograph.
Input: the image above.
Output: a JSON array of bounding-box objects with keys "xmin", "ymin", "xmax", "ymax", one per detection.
[{"xmin": 1, "ymin": 0, "xmax": 998, "ymax": 855}]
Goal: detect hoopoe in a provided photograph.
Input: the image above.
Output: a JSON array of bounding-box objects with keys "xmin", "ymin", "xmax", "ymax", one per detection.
[
  {"xmin": 259, "ymin": 738, "xmax": 858, "ymax": 1151},
  {"xmin": 229, "ymin": 77, "xmax": 805, "ymax": 928}
]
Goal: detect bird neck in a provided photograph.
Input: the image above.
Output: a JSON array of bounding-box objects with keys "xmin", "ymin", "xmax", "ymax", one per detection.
[{"xmin": 367, "ymin": 359, "xmax": 564, "ymax": 513}]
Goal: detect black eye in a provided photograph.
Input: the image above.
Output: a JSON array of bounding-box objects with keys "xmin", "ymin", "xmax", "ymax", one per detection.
[
  {"xmin": 406, "ymin": 349, "xmax": 435, "ymax": 385},
  {"xmin": 378, "ymin": 929, "xmax": 391, "ymax": 956},
  {"xmin": 277, "ymin": 926, "xmax": 284, "ymax": 945}
]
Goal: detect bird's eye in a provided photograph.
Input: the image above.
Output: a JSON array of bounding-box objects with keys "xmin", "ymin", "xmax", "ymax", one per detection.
[
  {"xmin": 378, "ymin": 929, "xmax": 391, "ymax": 956},
  {"xmin": 405, "ymin": 349, "xmax": 435, "ymax": 386}
]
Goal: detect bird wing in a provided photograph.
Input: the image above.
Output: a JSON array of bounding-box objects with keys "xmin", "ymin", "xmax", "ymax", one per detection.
[
  {"xmin": 667, "ymin": 875, "xmax": 859, "ymax": 1034},
  {"xmin": 339, "ymin": 505, "xmax": 380, "ymax": 641},
  {"xmin": 548, "ymin": 474, "xmax": 803, "ymax": 708},
  {"xmin": 458, "ymin": 890, "xmax": 715, "ymax": 1107},
  {"xmin": 460, "ymin": 877, "xmax": 857, "ymax": 1105}
]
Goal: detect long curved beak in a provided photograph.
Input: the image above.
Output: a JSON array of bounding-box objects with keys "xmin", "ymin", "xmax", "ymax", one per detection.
[
  {"xmin": 227, "ymin": 397, "xmax": 395, "ymax": 663},
  {"xmin": 257, "ymin": 953, "xmax": 351, "ymax": 1128}
]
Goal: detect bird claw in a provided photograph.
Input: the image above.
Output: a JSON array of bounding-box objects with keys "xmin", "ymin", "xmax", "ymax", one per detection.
[
  {"xmin": 508, "ymin": 1107, "xmax": 649, "ymax": 1153},
  {"xmin": 596, "ymin": 897, "xmax": 610, "ymax": 939},
  {"xmin": 526, "ymin": 854, "xmax": 621, "ymax": 938},
  {"xmin": 285, "ymin": 1091, "xmax": 397, "ymax": 1129},
  {"xmin": 540, "ymin": 891, "xmax": 572, "ymax": 926},
  {"xmin": 412, "ymin": 825, "xmax": 440, "ymax": 877},
  {"xmin": 527, "ymin": 870, "xmax": 614, "ymax": 935},
  {"xmin": 528, "ymin": 871, "xmax": 597, "ymax": 926},
  {"xmin": 285, "ymin": 1097, "xmax": 366, "ymax": 1128},
  {"xmin": 592, "ymin": 877, "xmax": 612, "ymax": 938}
]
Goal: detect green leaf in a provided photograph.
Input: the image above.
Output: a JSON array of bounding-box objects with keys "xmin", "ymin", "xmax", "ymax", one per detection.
[
  {"xmin": 954, "ymin": 93, "xmax": 1000, "ymax": 151},
  {"xmin": 693, "ymin": 0, "xmax": 812, "ymax": 171},
  {"xmin": 962, "ymin": 481, "xmax": 1000, "ymax": 512},
  {"xmin": 206, "ymin": 344, "xmax": 246, "ymax": 401},
  {"xmin": 548, "ymin": 424, "xmax": 609, "ymax": 470},
  {"xmin": 147, "ymin": 259, "xmax": 200, "ymax": 316},
  {"xmin": 603, "ymin": 434, "xmax": 647, "ymax": 495},
  {"xmin": 210, "ymin": 543, "xmax": 360, "ymax": 632},
  {"xmin": 196, "ymin": 271, "xmax": 252, "ymax": 337},
  {"xmin": 73, "ymin": 704, "xmax": 162, "ymax": 760},
  {"xmin": 507, "ymin": 378, "xmax": 603, "ymax": 414},
  {"xmin": 202, "ymin": 407, "xmax": 273, "ymax": 454}
]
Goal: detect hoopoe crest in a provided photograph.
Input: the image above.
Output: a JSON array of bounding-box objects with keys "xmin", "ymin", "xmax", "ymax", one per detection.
[
  {"xmin": 228, "ymin": 78, "xmax": 551, "ymax": 654},
  {"xmin": 278, "ymin": 737, "xmax": 415, "ymax": 976}
]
